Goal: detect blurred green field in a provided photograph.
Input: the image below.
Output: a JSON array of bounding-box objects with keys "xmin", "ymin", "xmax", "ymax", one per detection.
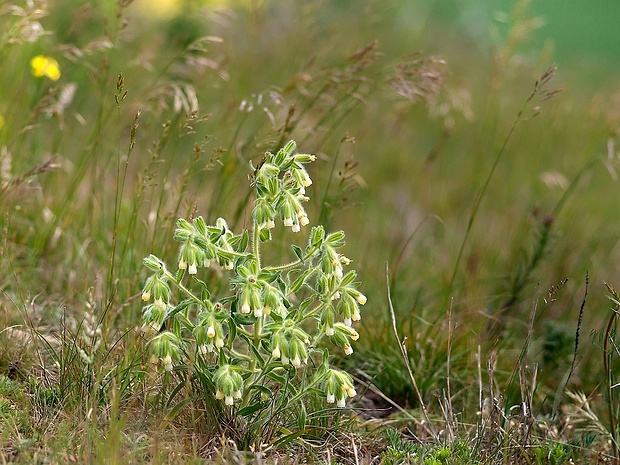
[{"xmin": 2, "ymin": 0, "xmax": 620, "ymax": 463}]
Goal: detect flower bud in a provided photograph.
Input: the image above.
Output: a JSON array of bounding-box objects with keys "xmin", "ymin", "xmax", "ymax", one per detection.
[{"xmin": 162, "ymin": 354, "xmax": 173, "ymax": 371}]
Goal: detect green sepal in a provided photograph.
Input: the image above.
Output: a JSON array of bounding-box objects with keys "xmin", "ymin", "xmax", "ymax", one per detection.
[
  {"xmin": 340, "ymin": 270, "xmax": 357, "ymax": 287},
  {"xmin": 193, "ymin": 216, "xmax": 207, "ymax": 236},
  {"xmin": 325, "ymin": 230, "xmax": 346, "ymax": 248},
  {"xmin": 259, "ymin": 227, "xmax": 271, "ymax": 242}
]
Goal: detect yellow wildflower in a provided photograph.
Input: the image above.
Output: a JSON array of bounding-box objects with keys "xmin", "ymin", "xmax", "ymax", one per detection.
[{"xmin": 30, "ymin": 55, "xmax": 61, "ymax": 81}]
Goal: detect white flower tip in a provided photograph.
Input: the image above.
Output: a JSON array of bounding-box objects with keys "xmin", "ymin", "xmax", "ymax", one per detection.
[
  {"xmin": 254, "ymin": 307, "xmax": 263, "ymax": 318},
  {"xmin": 272, "ymin": 347, "xmax": 281, "ymax": 359},
  {"xmin": 325, "ymin": 327, "xmax": 335, "ymax": 336},
  {"xmin": 241, "ymin": 303, "xmax": 251, "ymax": 314},
  {"xmin": 225, "ymin": 396, "xmax": 234, "ymax": 406},
  {"xmin": 215, "ymin": 390, "xmax": 224, "ymax": 400},
  {"xmin": 178, "ymin": 259, "xmax": 187, "ymax": 270},
  {"xmin": 147, "ymin": 321, "xmax": 160, "ymax": 333},
  {"xmin": 154, "ymin": 298, "xmax": 166, "ymax": 311},
  {"xmin": 326, "ymin": 393, "xmax": 335, "ymax": 404},
  {"xmin": 291, "ymin": 223, "xmax": 300, "ymax": 233},
  {"xmin": 337, "ymin": 397, "xmax": 346, "ymax": 408},
  {"xmin": 350, "ymin": 330, "xmax": 359, "ymax": 341},
  {"xmin": 356, "ymin": 294, "xmax": 367, "ymax": 305},
  {"xmin": 347, "ymin": 387, "xmax": 357, "ymax": 398},
  {"xmin": 299, "ymin": 215, "xmax": 309, "ymax": 226},
  {"xmin": 141, "ymin": 291, "xmax": 151, "ymax": 302},
  {"xmin": 233, "ymin": 390, "xmax": 242, "ymax": 399},
  {"xmin": 207, "ymin": 325, "xmax": 216, "ymax": 338},
  {"xmin": 352, "ymin": 310, "xmax": 361, "ymax": 321},
  {"xmin": 292, "ymin": 356, "xmax": 301, "ymax": 367},
  {"xmin": 281, "ymin": 355, "xmax": 289, "ymax": 365},
  {"xmin": 188, "ymin": 263, "xmax": 197, "ymax": 275},
  {"xmin": 203, "ymin": 259, "xmax": 211, "ymax": 268},
  {"xmin": 334, "ymin": 266, "xmax": 343, "ymax": 279},
  {"xmin": 215, "ymin": 337, "xmax": 224, "ymax": 349},
  {"xmin": 343, "ymin": 345, "xmax": 353, "ymax": 355},
  {"xmin": 344, "ymin": 318, "xmax": 352, "ymax": 327},
  {"xmin": 283, "ymin": 217, "xmax": 294, "ymax": 227},
  {"xmin": 224, "ymin": 261, "xmax": 234, "ymax": 270}
]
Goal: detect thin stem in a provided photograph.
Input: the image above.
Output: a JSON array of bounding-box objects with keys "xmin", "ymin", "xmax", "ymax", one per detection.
[
  {"xmin": 163, "ymin": 270, "xmax": 203, "ymax": 307},
  {"xmin": 264, "ymin": 245, "xmax": 320, "ymax": 273},
  {"xmin": 604, "ymin": 305, "xmax": 619, "ymax": 463},
  {"xmin": 250, "ymin": 221, "xmax": 263, "ymax": 375},
  {"xmin": 386, "ymin": 263, "xmax": 437, "ymax": 440},
  {"xmin": 447, "ymin": 67, "xmax": 555, "ymax": 299}
]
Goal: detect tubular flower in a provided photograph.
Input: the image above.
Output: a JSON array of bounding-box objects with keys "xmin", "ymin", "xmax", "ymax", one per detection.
[
  {"xmin": 194, "ymin": 307, "xmax": 227, "ymax": 354},
  {"xmin": 213, "ymin": 364, "xmax": 244, "ymax": 406},
  {"xmin": 323, "ymin": 369, "xmax": 356, "ymax": 407},
  {"xmin": 150, "ymin": 331, "xmax": 181, "ymax": 372},
  {"xmin": 30, "ymin": 55, "xmax": 61, "ymax": 81}
]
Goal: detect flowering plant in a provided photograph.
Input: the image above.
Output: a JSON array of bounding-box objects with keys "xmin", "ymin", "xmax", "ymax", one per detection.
[{"xmin": 141, "ymin": 140, "xmax": 366, "ymax": 412}]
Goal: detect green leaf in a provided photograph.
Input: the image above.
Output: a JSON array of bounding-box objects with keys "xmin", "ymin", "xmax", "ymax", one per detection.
[
  {"xmin": 271, "ymin": 429, "xmax": 306, "ymax": 448},
  {"xmin": 228, "ymin": 316, "xmax": 237, "ymax": 341},
  {"xmin": 165, "ymin": 299, "xmax": 193, "ymax": 320},
  {"xmin": 159, "ymin": 398, "xmax": 192, "ymax": 430},
  {"xmin": 166, "ymin": 380, "xmax": 187, "ymax": 409},
  {"xmin": 242, "ymin": 335, "xmax": 265, "ymax": 369},
  {"xmin": 266, "ymin": 371, "xmax": 287, "ymax": 384},
  {"xmin": 238, "ymin": 400, "xmax": 268, "ymax": 417},
  {"xmin": 297, "ymin": 403, "xmax": 307, "ymax": 431},
  {"xmin": 291, "ymin": 244, "xmax": 303, "ymax": 260},
  {"xmin": 239, "ymin": 230, "xmax": 249, "ymax": 251},
  {"xmin": 298, "ymin": 296, "xmax": 314, "ymax": 314},
  {"xmin": 194, "ymin": 278, "xmax": 211, "ymax": 301},
  {"xmin": 289, "ymin": 268, "xmax": 314, "ymax": 294}
]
